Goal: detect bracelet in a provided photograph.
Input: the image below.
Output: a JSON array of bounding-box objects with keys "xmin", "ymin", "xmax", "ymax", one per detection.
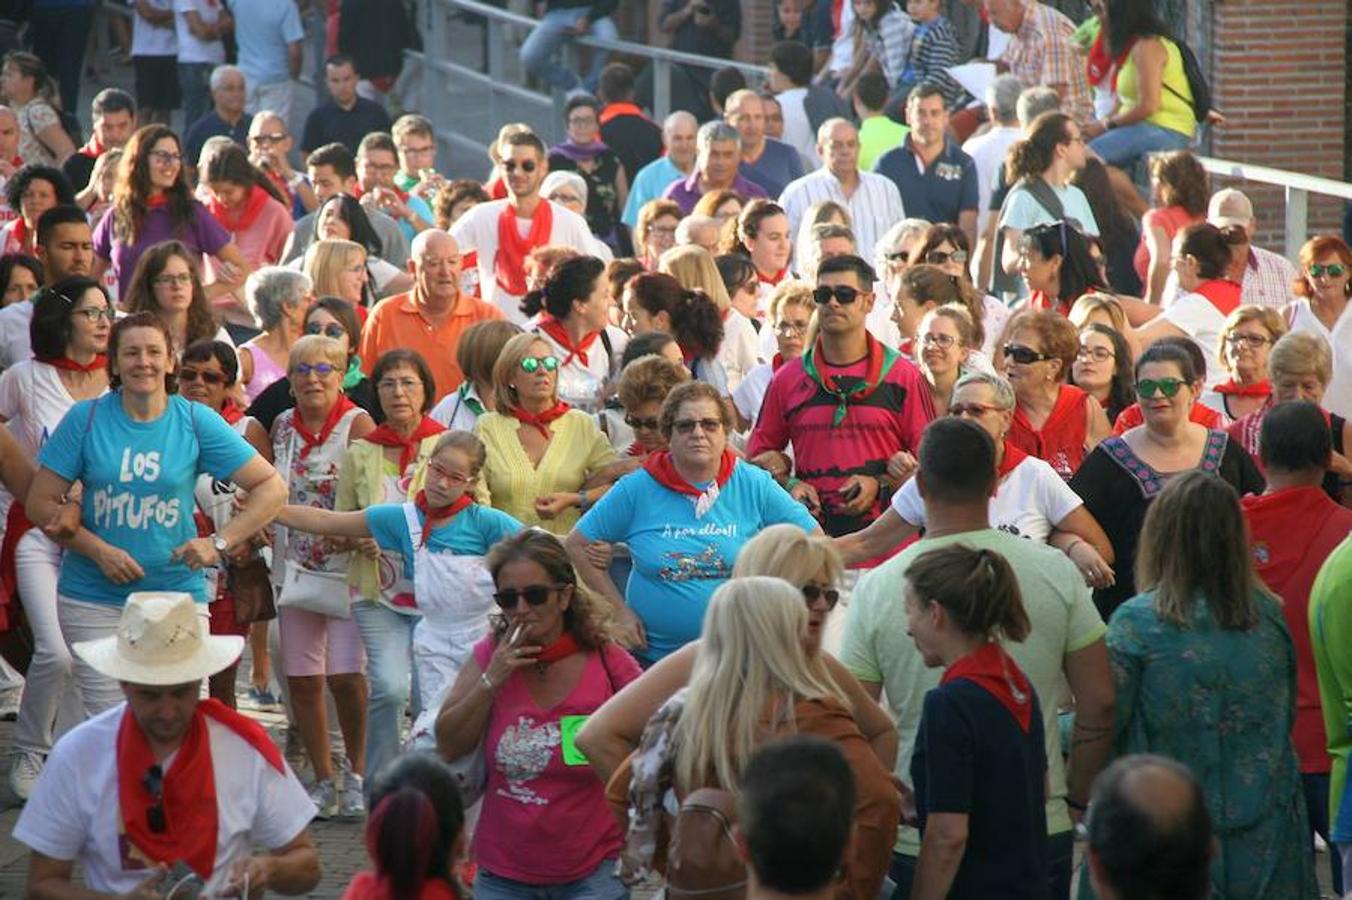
[
  {"xmin": 479, "ymin": 672, "xmax": 495, "ymax": 692},
  {"xmin": 1063, "ymin": 536, "xmax": 1086, "ymax": 554}
]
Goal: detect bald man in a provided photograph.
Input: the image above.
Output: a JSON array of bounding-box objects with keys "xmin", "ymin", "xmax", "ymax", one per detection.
[
  {"xmin": 622, "ymin": 111, "xmax": 698, "ymax": 227},
  {"xmin": 725, "ymin": 88, "xmax": 805, "ymax": 197},
  {"xmin": 248, "ymin": 111, "xmax": 316, "ymax": 216},
  {"xmin": 358, "ymin": 229, "xmax": 504, "ymax": 402}
]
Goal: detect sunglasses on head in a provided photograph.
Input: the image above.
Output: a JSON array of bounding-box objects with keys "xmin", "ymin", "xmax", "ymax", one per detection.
[
  {"xmin": 1136, "ymin": 377, "xmax": 1187, "ymax": 399},
  {"xmin": 503, "ymin": 160, "xmax": 537, "ymax": 174},
  {"xmin": 1003, "ymin": 344, "xmax": 1053, "ymax": 365},
  {"xmin": 178, "ymin": 367, "xmax": 226, "ymax": 385},
  {"xmin": 813, "ymin": 285, "xmax": 861, "ymax": 305},
  {"xmin": 144, "ymin": 763, "xmax": 166, "ymax": 833},
  {"xmin": 493, "ymin": 584, "xmax": 561, "ymax": 609},
  {"xmin": 305, "ymin": 322, "xmax": 346, "ymax": 339},
  {"xmin": 802, "ymin": 584, "xmax": 840, "ymax": 610},
  {"xmin": 519, "ymin": 355, "xmax": 559, "ymax": 374},
  {"xmin": 1309, "ymin": 263, "xmax": 1347, "ymax": 278}
]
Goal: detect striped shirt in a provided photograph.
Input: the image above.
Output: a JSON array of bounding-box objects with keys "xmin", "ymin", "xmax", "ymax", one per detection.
[
  {"xmin": 860, "ymin": 7, "xmax": 915, "ymax": 89},
  {"xmin": 1001, "ymin": 0, "xmax": 1094, "ymax": 125},
  {"xmin": 902, "ymin": 16, "xmax": 967, "ymax": 108},
  {"xmin": 779, "ymin": 167, "xmax": 906, "ymax": 263}
]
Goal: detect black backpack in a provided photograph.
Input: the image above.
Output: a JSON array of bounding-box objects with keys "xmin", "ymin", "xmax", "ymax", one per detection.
[{"xmin": 1164, "ymin": 37, "xmax": 1213, "ymax": 123}]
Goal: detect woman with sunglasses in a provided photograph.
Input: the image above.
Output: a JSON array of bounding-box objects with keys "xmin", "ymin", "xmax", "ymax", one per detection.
[
  {"xmin": 909, "ymin": 223, "xmax": 1007, "ymax": 360},
  {"xmin": 1071, "ymin": 322, "xmax": 1136, "ymax": 428},
  {"xmin": 1002, "ymin": 309, "xmax": 1112, "ymax": 481},
  {"xmin": 269, "ymin": 333, "xmax": 376, "ymax": 819},
  {"xmin": 1286, "ymin": 235, "xmax": 1352, "ymax": 421},
  {"xmin": 613, "ymin": 353, "xmax": 690, "ymax": 460},
  {"xmin": 1017, "ymin": 221, "xmax": 1106, "ymax": 318},
  {"xmin": 476, "ymin": 332, "xmax": 617, "ymax": 536},
  {"xmin": 0, "ymin": 276, "xmax": 110, "ymax": 799},
  {"xmin": 1070, "ymin": 341, "xmax": 1265, "ymax": 619},
  {"xmin": 436, "ymin": 528, "xmax": 641, "ymax": 900},
  {"xmin": 1197, "ymin": 306, "xmax": 1286, "ymax": 424},
  {"xmin": 430, "ymin": 319, "xmax": 524, "ymax": 431},
  {"xmin": 122, "ymin": 240, "xmax": 231, "ymax": 359},
  {"xmin": 836, "ymin": 371, "xmax": 1115, "ymax": 586},
  {"xmin": 714, "ymin": 252, "xmax": 760, "ymax": 326},
  {"xmin": 566, "ymin": 380, "xmax": 820, "ymax": 663},
  {"xmin": 93, "ymin": 125, "xmax": 253, "ymax": 305},
  {"xmin": 871, "ymin": 217, "xmax": 933, "ymax": 349},
  {"xmin": 733, "ymin": 281, "xmax": 813, "ymax": 433}
]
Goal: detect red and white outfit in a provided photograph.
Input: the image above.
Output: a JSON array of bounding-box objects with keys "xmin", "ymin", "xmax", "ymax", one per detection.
[
  {"xmin": 1158, "ymin": 278, "xmax": 1242, "ymax": 387},
  {"xmin": 1286, "ymin": 298, "xmax": 1352, "ymax": 421},
  {"xmin": 1008, "ymin": 383, "xmax": 1092, "ymax": 481},
  {"xmin": 534, "ymin": 317, "xmax": 629, "ymax": 413}
]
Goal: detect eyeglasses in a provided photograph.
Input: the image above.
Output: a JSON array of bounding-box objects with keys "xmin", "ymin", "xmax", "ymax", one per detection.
[
  {"xmin": 1310, "ymin": 263, "xmax": 1347, "ymax": 278},
  {"xmin": 427, "ymin": 462, "xmax": 472, "ymax": 486},
  {"xmin": 1225, "ymin": 332, "xmax": 1272, "ymax": 349},
  {"xmin": 1136, "ymin": 377, "xmax": 1187, "ymax": 399},
  {"xmin": 503, "ymin": 160, "xmax": 537, "ymax": 174},
  {"xmin": 949, "ymin": 402, "xmax": 1002, "ymax": 417},
  {"xmin": 672, "ymin": 417, "xmax": 723, "ymax": 435},
  {"xmin": 625, "ymin": 414, "xmax": 660, "ymax": 431},
  {"xmin": 144, "ymin": 764, "xmax": 166, "ymax": 833},
  {"xmin": 249, "ymin": 132, "xmax": 287, "ymax": 145},
  {"xmin": 1003, "ymin": 344, "xmax": 1053, "ymax": 365},
  {"xmin": 921, "ymin": 332, "xmax": 958, "ymax": 349},
  {"xmin": 293, "ymin": 362, "xmax": 338, "ymax": 378},
  {"xmin": 378, "ymin": 377, "xmax": 422, "ymax": 393},
  {"xmin": 71, "ymin": 306, "xmax": 114, "ymax": 322},
  {"xmin": 567, "ymin": 116, "xmax": 598, "ymax": 127},
  {"xmin": 649, "ymin": 225, "xmax": 678, "ymax": 238},
  {"xmin": 179, "ymin": 367, "xmax": 227, "ymax": 385},
  {"xmin": 884, "ymin": 250, "xmax": 909, "ymax": 263},
  {"xmin": 361, "ymin": 161, "xmax": 397, "ymax": 173},
  {"xmin": 519, "ymin": 355, "xmax": 559, "ymax": 374},
  {"xmin": 149, "ymin": 150, "xmax": 182, "ymax": 166},
  {"xmin": 801, "ymin": 584, "xmax": 840, "ymax": 610},
  {"xmin": 924, "ymin": 249, "xmax": 968, "ymax": 266},
  {"xmin": 813, "ymin": 285, "xmax": 861, "ymax": 305},
  {"xmin": 152, "ymin": 272, "xmax": 194, "ymax": 287},
  {"xmin": 1076, "ymin": 345, "xmax": 1115, "ymax": 362},
  {"xmin": 305, "ymin": 322, "xmax": 346, "ymax": 339},
  {"xmin": 493, "ymin": 584, "xmax": 561, "ymax": 609},
  {"xmin": 398, "ymin": 144, "xmax": 435, "ymax": 157},
  {"xmin": 775, "ymin": 320, "xmax": 809, "ymax": 337}
]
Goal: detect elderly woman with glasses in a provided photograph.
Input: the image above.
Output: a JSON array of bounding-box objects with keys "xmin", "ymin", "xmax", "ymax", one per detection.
[
  {"xmin": 541, "ymin": 171, "xmax": 616, "ymax": 263},
  {"xmin": 1286, "ymin": 235, "xmax": 1352, "ymax": 421},
  {"xmin": 565, "ymin": 380, "xmax": 820, "ymax": 663},
  {"xmin": 1197, "ymin": 305, "xmax": 1287, "ymax": 424},
  {"xmin": 871, "ymin": 217, "xmax": 932, "ymax": 348},
  {"xmin": 548, "ymin": 94, "xmax": 629, "ymax": 249},
  {"xmin": 235, "ymin": 266, "xmax": 313, "ymax": 404},
  {"xmin": 836, "ymin": 370, "xmax": 1116, "ymax": 587}
]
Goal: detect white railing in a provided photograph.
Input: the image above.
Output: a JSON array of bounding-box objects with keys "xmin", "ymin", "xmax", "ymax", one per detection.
[{"xmin": 1197, "ymin": 157, "xmax": 1352, "ymax": 259}]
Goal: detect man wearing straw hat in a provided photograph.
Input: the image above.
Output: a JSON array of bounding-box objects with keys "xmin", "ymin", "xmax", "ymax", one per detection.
[{"xmin": 13, "ymin": 592, "xmax": 321, "ymax": 899}]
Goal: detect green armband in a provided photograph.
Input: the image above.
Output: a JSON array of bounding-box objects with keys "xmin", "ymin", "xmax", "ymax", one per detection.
[{"xmin": 785, "ymin": 477, "xmax": 802, "ymax": 490}]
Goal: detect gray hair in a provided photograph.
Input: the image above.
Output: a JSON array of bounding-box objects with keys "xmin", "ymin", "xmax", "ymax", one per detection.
[
  {"xmin": 811, "ymin": 222, "xmax": 856, "ymax": 247},
  {"xmin": 1016, "ymin": 86, "xmax": 1061, "ymax": 129},
  {"xmin": 873, "ymin": 217, "xmax": 932, "ymax": 271},
  {"xmin": 675, "ymin": 214, "xmax": 719, "ymax": 247},
  {"xmin": 663, "ymin": 110, "xmax": 698, "ymax": 138},
  {"xmin": 697, "ymin": 120, "xmax": 741, "ymax": 155},
  {"xmin": 209, "ymin": 64, "xmax": 245, "ymax": 92},
  {"xmin": 246, "ymin": 267, "xmax": 312, "ymax": 331},
  {"xmin": 815, "ymin": 116, "xmax": 856, "ymax": 146},
  {"xmin": 540, "ymin": 170, "xmax": 588, "ymax": 207},
  {"xmin": 987, "ymin": 75, "xmax": 1022, "ymax": 125},
  {"xmin": 952, "ymin": 370, "xmax": 1016, "ymax": 410}
]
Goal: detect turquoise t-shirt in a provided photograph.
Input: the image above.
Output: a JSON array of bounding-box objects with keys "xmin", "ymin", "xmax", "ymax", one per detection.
[
  {"xmin": 576, "ymin": 461, "xmax": 817, "ymax": 663},
  {"xmin": 365, "ymin": 502, "xmax": 524, "ymax": 578},
  {"xmin": 38, "ymin": 393, "xmax": 257, "ymax": 605}
]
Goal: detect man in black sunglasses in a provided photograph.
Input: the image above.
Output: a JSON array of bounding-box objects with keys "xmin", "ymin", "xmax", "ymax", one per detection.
[{"xmin": 747, "ymin": 254, "xmax": 929, "ymax": 541}]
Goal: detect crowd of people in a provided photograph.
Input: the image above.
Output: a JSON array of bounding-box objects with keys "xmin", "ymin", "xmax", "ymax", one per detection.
[{"xmin": 0, "ymin": 0, "xmax": 1348, "ymax": 898}]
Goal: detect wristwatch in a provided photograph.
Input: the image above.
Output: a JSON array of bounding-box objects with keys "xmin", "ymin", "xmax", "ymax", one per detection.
[{"xmin": 211, "ymin": 534, "xmax": 229, "ymax": 556}]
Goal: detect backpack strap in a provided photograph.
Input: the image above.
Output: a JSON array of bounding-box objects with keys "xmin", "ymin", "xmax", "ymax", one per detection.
[{"xmin": 600, "ymin": 327, "xmax": 617, "ymax": 380}]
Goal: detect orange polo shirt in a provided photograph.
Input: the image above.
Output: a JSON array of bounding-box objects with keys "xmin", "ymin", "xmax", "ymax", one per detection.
[{"xmin": 359, "ymin": 289, "xmax": 504, "ymax": 402}]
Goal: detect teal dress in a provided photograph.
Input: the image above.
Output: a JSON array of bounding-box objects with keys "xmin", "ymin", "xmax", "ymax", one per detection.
[{"xmin": 1107, "ymin": 590, "xmax": 1317, "ymax": 899}]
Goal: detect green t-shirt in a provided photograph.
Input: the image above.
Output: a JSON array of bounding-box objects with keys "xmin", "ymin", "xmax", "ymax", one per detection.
[
  {"xmin": 1308, "ymin": 535, "xmax": 1352, "ymax": 839},
  {"xmin": 859, "ymin": 115, "xmax": 910, "ymax": 174},
  {"xmin": 841, "ymin": 528, "xmax": 1106, "ymax": 855}
]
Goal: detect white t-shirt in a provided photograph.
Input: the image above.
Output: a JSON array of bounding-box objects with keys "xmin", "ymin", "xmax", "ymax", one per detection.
[
  {"xmin": 719, "ymin": 309, "xmax": 760, "ymax": 390},
  {"xmin": 14, "ymin": 704, "xmax": 316, "ymax": 897},
  {"xmin": 534, "ymin": 323, "xmax": 628, "ymax": 413},
  {"xmin": 1160, "ymin": 291, "xmax": 1227, "ymax": 387},
  {"xmin": 1287, "ymin": 298, "xmax": 1352, "ymax": 420},
  {"xmin": 430, "ymin": 383, "xmax": 486, "ymax": 432},
  {"xmin": 890, "ymin": 453, "xmax": 1082, "ymax": 544},
  {"xmin": 732, "ymin": 361, "xmax": 774, "ymax": 429},
  {"xmin": 0, "ymin": 298, "xmax": 34, "ymax": 370},
  {"xmin": 131, "ymin": 0, "xmax": 178, "ymax": 56},
  {"xmin": 173, "ymin": 0, "xmax": 226, "ymax": 65},
  {"xmin": 0, "ymin": 359, "xmax": 105, "ymax": 458}
]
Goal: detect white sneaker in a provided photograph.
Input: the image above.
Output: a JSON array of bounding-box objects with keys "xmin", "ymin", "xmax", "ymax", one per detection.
[
  {"xmin": 8, "ymin": 751, "xmax": 42, "ymax": 801},
  {"xmin": 339, "ymin": 772, "xmax": 365, "ymax": 819},
  {"xmin": 308, "ymin": 779, "xmax": 338, "ymax": 819}
]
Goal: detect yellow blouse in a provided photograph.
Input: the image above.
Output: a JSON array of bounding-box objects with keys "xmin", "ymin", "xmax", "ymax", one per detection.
[{"xmin": 475, "ymin": 410, "xmax": 617, "ymax": 534}]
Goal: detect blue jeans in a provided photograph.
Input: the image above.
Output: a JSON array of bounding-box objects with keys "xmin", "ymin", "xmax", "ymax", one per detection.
[
  {"xmin": 352, "ymin": 601, "xmax": 418, "ymax": 784},
  {"xmin": 1089, "ymin": 121, "xmax": 1193, "ymax": 193},
  {"xmin": 474, "ymin": 861, "xmax": 628, "ymax": 900},
  {"xmin": 519, "ymin": 7, "xmax": 618, "ymax": 92}
]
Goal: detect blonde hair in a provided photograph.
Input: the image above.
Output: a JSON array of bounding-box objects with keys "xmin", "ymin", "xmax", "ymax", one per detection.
[
  {"xmin": 1068, "ymin": 292, "xmax": 1129, "ymax": 334},
  {"xmin": 920, "ymin": 304, "xmax": 977, "ymax": 350},
  {"xmin": 1269, "ymin": 331, "xmax": 1332, "ymax": 386},
  {"xmin": 660, "ymin": 244, "xmax": 732, "ymax": 312},
  {"xmin": 288, "ymin": 333, "xmax": 347, "ymax": 371},
  {"xmin": 732, "ymin": 524, "xmax": 844, "ymax": 588},
  {"xmin": 491, "ymin": 332, "xmax": 555, "ymax": 412},
  {"xmin": 1218, "ymin": 304, "xmax": 1287, "ymax": 371},
  {"xmin": 304, "ymin": 239, "xmax": 366, "ymax": 299},
  {"xmin": 766, "ymin": 280, "xmax": 814, "ymax": 325},
  {"xmin": 674, "ymin": 576, "xmax": 849, "ymax": 793},
  {"xmin": 430, "ymin": 429, "xmax": 487, "ymax": 475}
]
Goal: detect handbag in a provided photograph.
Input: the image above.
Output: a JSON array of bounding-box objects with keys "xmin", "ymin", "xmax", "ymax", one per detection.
[
  {"xmin": 227, "ymin": 554, "xmax": 276, "ymax": 624},
  {"xmin": 277, "ymin": 560, "xmax": 351, "ymax": 619}
]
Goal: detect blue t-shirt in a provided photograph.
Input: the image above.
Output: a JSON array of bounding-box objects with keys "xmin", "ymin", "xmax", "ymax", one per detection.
[
  {"xmin": 39, "ymin": 394, "xmax": 257, "ymax": 605},
  {"xmin": 576, "ymin": 461, "xmax": 817, "ymax": 663},
  {"xmin": 230, "ymin": 0, "xmax": 304, "ymax": 86},
  {"xmin": 365, "ymin": 502, "xmax": 523, "ymax": 578},
  {"xmin": 622, "ymin": 156, "xmax": 682, "ymax": 228},
  {"xmin": 740, "ymin": 138, "xmax": 805, "ymax": 200}
]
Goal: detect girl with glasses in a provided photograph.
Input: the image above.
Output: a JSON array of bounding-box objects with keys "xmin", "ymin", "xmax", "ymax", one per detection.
[
  {"xmin": 890, "ymin": 264, "xmax": 989, "ymax": 374},
  {"xmin": 1070, "ymin": 341, "xmax": 1265, "ymax": 619},
  {"xmin": 123, "ymin": 240, "xmax": 230, "ymax": 360},
  {"xmin": 1071, "ymin": 322, "xmax": 1136, "ymax": 427},
  {"xmin": 1198, "ymin": 305, "xmax": 1287, "ymax": 424},
  {"xmin": 1287, "ymin": 234, "xmax": 1352, "ymax": 422}
]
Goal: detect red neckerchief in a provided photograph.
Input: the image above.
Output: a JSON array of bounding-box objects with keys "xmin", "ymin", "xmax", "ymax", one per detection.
[
  {"xmin": 538, "ymin": 315, "xmax": 601, "ymax": 367},
  {"xmin": 511, "ymin": 400, "xmax": 571, "ymax": 439},
  {"xmin": 117, "ymin": 699, "xmax": 284, "ymax": 878},
  {"xmin": 219, "ymin": 399, "xmax": 245, "ymax": 425},
  {"xmin": 772, "ymin": 353, "xmax": 784, "ymax": 372},
  {"xmin": 1195, "ymin": 279, "xmax": 1243, "ymax": 317},
  {"xmin": 496, "ymin": 200, "xmax": 553, "ymax": 296},
  {"xmin": 364, "ymin": 416, "xmax": 446, "ymax": 473},
  {"xmin": 37, "ymin": 354, "xmax": 107, "ymax": 373},
  {"xmin": 831, "ymin": 0, "xmax": 843, "ymax": 31},
  {"xmin": 599, "ymin": 102, "xmax": 647, "ymax": 125},
  {"xmin": 414, "ymin": 490, "xmax": 474, "ymax": 545},
  {"xmin": 77, "ymin": 135, "xmax": 105, "ymax": 160},
  {"xmin": 534, "ymin": 631, "xmax": 582, "ymax": 665},
  {"xmin": 6, "ymin": 155, "xmax": 20, "ymax": 169},
  {"xmin": 626, "ymin": 441, "xmax": 647, "ymax": 457},
  {"xmin": 293, "ymin": 395, "xmax": 356, "ymax": 459},
  {"xmin": 1215, "ymin": 378, "xmax": 1272, "ymax": 398},
  {"xmin": 206, "ymin": 183, "xmax": 271, "ymax": 233},
  {"xmin": 940, "ymin": 642, "xmax": 1033, "ymax": 732},
  {"xmin": 1086, "ymin": 31, "xmax": 1133, "ymax": 89},
  {"xmin": 998, "ymin": 439, "xmax": 1029, "ymax": 479},
  {"xmin": 146, "ymin": 193, "xmax": 170, "ymax": 209},
  {"xmin": 758, "ymin": 267, "xmax": 789, "ymax": 287},
  {"xmin": 643, "ymin": 449, "xmax": 736, "ymax": 497},
  {"xmin": 9, "ymin": 216, "xmax": 28, "ymax": 251}
]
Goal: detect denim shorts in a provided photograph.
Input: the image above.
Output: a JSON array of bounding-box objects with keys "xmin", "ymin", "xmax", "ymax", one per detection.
[{"xmin": 474, "ymin": 861, "xmax": 628, "ymax": 900}]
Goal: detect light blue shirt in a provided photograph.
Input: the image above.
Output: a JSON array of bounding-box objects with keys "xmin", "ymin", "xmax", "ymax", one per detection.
[
  {"xmin": 365, "ymin": 503, "xmax": 523, "ymax": 579},
  {"xmin": 622, "ymin": 156, "xmax": 682, "ymax": 228},
  {"xmin": 230, "ymin": 0, "xmax": 304, "ymax": 87},
  {"xmin": 39, "ymin": 394, "xmax": 257, "ymax": 605},
  {"xmin": 997, "ymin": 182, "xmax": 1100, "ymax": 237},
  {"xmin": 576, "ymin": 461, "xmax": 817, "ymax": 663},
  {"xmin": 399, "ymin": 194, "xmax": 435, "ymax": 243}
]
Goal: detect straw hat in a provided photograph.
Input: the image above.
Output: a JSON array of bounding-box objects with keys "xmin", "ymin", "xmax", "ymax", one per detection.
[{"xmin": 73, "ymin": 592, "xmax": 244, "ymax": 686}]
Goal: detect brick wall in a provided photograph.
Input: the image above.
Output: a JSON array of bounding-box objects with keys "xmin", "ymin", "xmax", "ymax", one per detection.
[{"xmin": 1209, "ymin": 0, "xmax": 1348, "ymax": 249}]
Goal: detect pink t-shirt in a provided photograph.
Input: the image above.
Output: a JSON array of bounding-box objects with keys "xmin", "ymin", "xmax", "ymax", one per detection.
[
  {"xmin": 1134, "ymin": 205, "xmax": 1200, "ymax": 285},
  {"xmin": 471, "ymin": 637, "xmax": 641, "ymax": 883},
  {"xmin": 204, "ymin": 194, "xmax": 293, "ymax": 322}
]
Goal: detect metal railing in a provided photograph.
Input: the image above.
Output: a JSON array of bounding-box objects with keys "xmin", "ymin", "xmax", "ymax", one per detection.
[{"xmin": 1197, "ymin": 156, "xmax": 1352, "ymax": 259}]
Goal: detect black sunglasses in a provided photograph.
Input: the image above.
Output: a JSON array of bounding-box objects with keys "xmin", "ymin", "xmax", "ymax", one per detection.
[
  {"xmin": 493, "ymin": 584, "xmax": 562, "ymax": 609},
  {"xmin": 305, "ymin": 322, "xmax": 346, "ymax": 339},
  {"xmin": 813, "ymin": 285, "xmax": 861, "ymax": 305},
  {"xmin": 1003, "ymin": 344, "xmax": 1054, "ymax": 365},
  {"xmin": 802, "ymin": 584, "xmax": 840, "ymax": 610},
  {"xmin": 625, "ymin": 414, "xmax": 660, "ymax": 431},
  {"xmin": 144, "ymin": 763, "xmax": 166, "ymax": 833},
  {"xmin": 503, "ymin": 160, "xmax": 537, "ymax": 174}
]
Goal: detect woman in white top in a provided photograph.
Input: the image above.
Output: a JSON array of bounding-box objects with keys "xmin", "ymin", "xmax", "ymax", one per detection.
[
  {"xmin": 660, "ymin": 243, "xmax": 757, "ymax": 390},
  {"xmin": 429, "ymin": 318, "xmax": 522, "ymax": 430},
  {"xmin": 1286, "ymin": 235, "xmax": 1352, "ymax": 420},
  {"xmin": 733, "ymin": 280, "xmax": 812, "ymax": 433},
  {"xmin": 834, "ymin": 371, "xmax": 1116, "ymax": 588},
  {"xmin": 0, "ymin": 277, "xmax": 110, "ymax": 799}
]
